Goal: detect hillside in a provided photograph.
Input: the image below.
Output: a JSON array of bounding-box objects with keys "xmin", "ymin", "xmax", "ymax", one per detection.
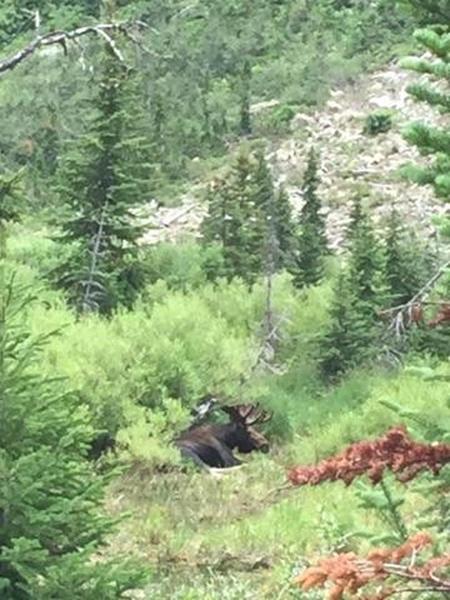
[{"xmin": 140, "ymin": 62, "xmax": 449, "ymax": 252}]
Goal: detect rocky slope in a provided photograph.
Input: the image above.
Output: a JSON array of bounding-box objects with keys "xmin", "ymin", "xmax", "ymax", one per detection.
[{"xmin": 140, "ymin": 62, "xmax": 449, "ymax": 251}]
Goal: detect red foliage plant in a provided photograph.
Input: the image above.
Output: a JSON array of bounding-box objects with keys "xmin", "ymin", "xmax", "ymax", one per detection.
[
  {"xmin": 287, "ymin": 426, "xmax": 450, "ymax": 487},
  {"xmin": 289, "ymin": 427, "xmax": 450, "ymax": 598},
  {"xmin": 296, "ymin": 533, "xmax": 450, "ymax": 599}
]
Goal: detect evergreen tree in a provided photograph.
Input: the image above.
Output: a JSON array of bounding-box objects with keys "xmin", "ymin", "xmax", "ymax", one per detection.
[
  {"xmin": 0, "ymin": 166, "xmax": 147, "ymax": 597},
  {"xmin": 201, "ymin": 152, "xmax": 260, "ymax": 284},
  {"xmin": 202, "ymin": 150, "xmax": 296, "ymax": 284},
  {"xmin": 347, "ymin": 197, "xmax": 386, "ymax": 316},
  {"xmin": 319, "ymin": 269, "xmax": 376, "ymax": 378},
  {"xmin": 319, "ymin": 199, "xmax": 386, "ymax": 378},
  {"xmin": 273, "ymin": 185, "xmax": 296, "ymax": 270},
  {"xmin": 0, "ymin": 169, "xmax": 23, "ymax": 236},
  {"xmin": 238, "ymin": 59, "xmax": 252, "ymax": 136},
  {"xmin": 0, "ymin": 278, "xmax": 147, "ymax": 599},
  {"xmin": 400, "ymin": 24, "xmax": 450, "ymax": 355},
  {"xmin": 291, "ymin": 148, "xmax": 328, "ymax": 288},
  {"xmin": 223, "ymin": 153, "xmax": 264, "ymax": 284},
  {"xmin": 401, "ymin": 27, "xmax": 450, "ymax": 208},
  {"xmin": 55, "ymin": 43, "xmax": 153, "ymax": 314},
  {"xmin": 398, "ymin": 0, "xmax": 450, "ymax": 24},
  {"xmin": 383, "ymin": 209, "xmax": 436, "ymax": 307}
]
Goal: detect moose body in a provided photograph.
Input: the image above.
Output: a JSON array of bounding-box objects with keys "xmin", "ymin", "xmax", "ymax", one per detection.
[{"xmin": 175, "ymin": 404, "xmax": 271, "ymax": 469}]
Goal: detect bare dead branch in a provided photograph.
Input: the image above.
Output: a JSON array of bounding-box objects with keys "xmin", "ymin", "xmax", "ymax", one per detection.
[
  {"xmin": 379, "ymin": 259, "xmax": 450, "ymax": 337},
  {"xmin": 95, "ymin": 28, "xmax": 125, "ymax": 64},
  {"xmin": 0, "ymin": 22, "xmax": 146, "ymax": 74}
]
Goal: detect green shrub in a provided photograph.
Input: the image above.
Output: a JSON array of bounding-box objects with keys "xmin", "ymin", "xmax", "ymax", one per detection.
[
  {"xmin": 34, "ymin": 285, "xmax": 261, "ymax": 435},
  {"xmin": 363, "ymin": 110, "xmax": 394, "ymax": 135},
  {"xmin": 254, "ymin": 103, "xmax": 297, "ymax": 135},
  {"xmin": 141, "ymin": 241, "xmax": 224, "ymax": 291}
]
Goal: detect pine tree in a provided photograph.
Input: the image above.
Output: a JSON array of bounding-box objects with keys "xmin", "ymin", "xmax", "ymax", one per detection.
[
  {"xmin": 238, "ymin": 59, "xmax": 252, "ymax": 136},
  {"xmin": 398, "ymin": 0, "xmax": 450, "ymax": 24},
  {"xmin": 0, "ymin": 278, "xmax": 148, "ymax": 599},
  {"xmin": 0, "ymin": 164, "xmax": 147, "ymax": 596},
  {"xmin": 319, "ymin": 199, "xmax": 385, "ymax": 378},
  {"xmin": 291, "ymin": 148, "xmax": 328, "ymax": 288},
  {"xmin": 202, "ymin": 152, "xmax": 263, "ymax": 285},
  {"xmin": 225, "ymin": 152, "xmax": 264, "ymax": 284},
  {"xmin": 401, "ymin": 27, "xmax": 450, "ymax": 206},
  {"xmin": 202, "ymin": 150, "xmax": 296, "ymax": 284},
  {"xmin": 399, "ymin": 23, "xmax": 450, "ymax": 355},
  {"xmin": 383, "ymin": 209, "xmax": 436, "ymax": 307},
  {"xmin": 347, "ymin": 197, "xmax": 386, "ymax": 316},
  {"xmin": 273, "ymin": 185, "xmax": 296, "ymax": 270},
  {"xmin": 319, "ymin": 269, "xmax": 376, "ymax": 378},
  {"xmin": 55, "ymin": 43, "xmax": 153, "ymax": 314}
]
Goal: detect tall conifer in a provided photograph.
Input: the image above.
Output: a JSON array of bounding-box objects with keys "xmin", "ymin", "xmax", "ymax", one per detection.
[
  {"xmin": 384, "ymin": 209, "xmax": 436, "ymax": 307},
  {"xmin": 0, "ymin": 278, "xmax": 147, "ymax": 599},
  {"xmin": 319, "ymin": 199, "xmax": 385, "ymax": 378},
  {"xmin": 291, "ymin": 148, "xmax": 328, "ymax": 288},
  {"xmin": 56, "ymin": 43, "xmax": 153, "ymax": 314},
  {"xmin": 401, "ymin": 27, "xmax": 450, "ymax": 209}
]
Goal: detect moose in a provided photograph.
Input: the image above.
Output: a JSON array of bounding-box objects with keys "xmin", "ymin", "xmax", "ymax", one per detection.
[{"xmin": 175, "ymin": 403, "xmax": 272, "ymax": 469}]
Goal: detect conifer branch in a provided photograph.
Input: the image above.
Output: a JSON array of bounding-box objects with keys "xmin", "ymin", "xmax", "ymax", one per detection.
[{"xmin": 0, "ymin": 21, "xmax": 147, "ymax": 74}]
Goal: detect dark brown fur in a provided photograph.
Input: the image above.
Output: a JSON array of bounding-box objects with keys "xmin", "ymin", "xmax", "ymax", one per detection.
[{"xmin": 175, "ymin": 404, "xmax": 271, "ymax": 469}]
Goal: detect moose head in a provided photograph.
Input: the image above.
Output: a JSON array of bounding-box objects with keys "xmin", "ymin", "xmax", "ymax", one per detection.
[
  {"xmin": 175, "ymin": 402, "xmax": 272, "ymax": 469},
  {"xmin": 220, "ymin": 404, "xmax": 272, "ymax": 454}
]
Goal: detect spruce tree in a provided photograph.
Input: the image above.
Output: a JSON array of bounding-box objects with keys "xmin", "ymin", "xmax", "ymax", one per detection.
[
  {"xmin": 56, "ymin": 43, "xmax": 153, "ymax": 314},
  {"xmin": 401, "ymin": 27, "xmax": 450, "ymax": 208},
  {"xmin": 238, "ymin": 59, "xmax": 252, "ymax": 136},
  {"xmin": 383, "ymin": 209, "xmax": 436, "ymax": 307},
  {"xmin": 0, "ymin": 169, "xmax": 147, "ymax": 597},
  {"xmin": 224, "ymin": 152, "xmax": 264, "ymax": 284},
  {"xmin": 400, "ymin": 26, "xmax": 450, "ymax": 355},
  {"xmin": 273, "ymin": 185, "xmax": 296, "ymax": 270},
  {"xmin": 0, "ymin": 278, "xmax": 147, "ymax": 599},
  {"xmin": 319, "ymin": 199, "xmax": 385, "ymax": 378},
  {"xmin": 398, "ymin": 0, "xmax": 450, "ymax": 24},
  {"xmin": 319, "ymin": 269, "xmax": 375, "ymax": 378},
  {"xmin": 202, "ymin": 150, "xmax": 295, "ymax": 284},
  {"xmin": 291, "ymin": 148, "xmax": 328, "ymax": 288},
  {"xmin": 347, "ymin": 197, "xmax": 386, "ymax": 317},
  {"xmin": 201, "ymin": 152, "xmax": 263, "ymax": 285}
]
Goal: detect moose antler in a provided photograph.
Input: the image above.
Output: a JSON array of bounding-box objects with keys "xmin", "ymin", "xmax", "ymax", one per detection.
[{"xmin": 222, "ymin": 403, "xmax": 272, "ymax": 425}]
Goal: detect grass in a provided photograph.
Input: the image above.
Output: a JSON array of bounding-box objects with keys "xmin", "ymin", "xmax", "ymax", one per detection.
[{"xmin": 106, "ymin": 364, "xmax": 449, "ymax": 599}]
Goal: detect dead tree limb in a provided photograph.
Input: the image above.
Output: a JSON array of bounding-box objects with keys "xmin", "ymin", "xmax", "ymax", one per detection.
[
  {"xmin": 0, "ymin": 22, "xmax": 147, "ymax": 75},
  {"xmin": 379, "ymin": 259, "xmax": 450, "ymax": 337}
]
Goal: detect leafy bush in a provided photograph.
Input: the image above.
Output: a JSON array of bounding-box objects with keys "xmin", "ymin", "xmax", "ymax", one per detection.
[
  {"xmin": 33, "ymin": 283, "xmax": 265, "ymax": 437},
  {"xmin": 141, "ymin": 241, "xmax": 224, "ymax": 291},
  {"xmin": 363, "ymin": 110, "xmax": 394, "ymax": 135},
  {"xmin": 254, "ymin": 103, "xmax": 297, "ymax": 136}
]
